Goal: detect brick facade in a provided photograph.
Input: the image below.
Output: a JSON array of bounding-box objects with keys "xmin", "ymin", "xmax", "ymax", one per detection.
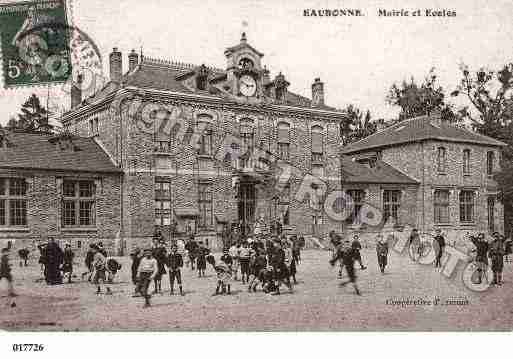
[{"xmin": 0, "ymin": 169, "xmax": 121, "ymax": 255}]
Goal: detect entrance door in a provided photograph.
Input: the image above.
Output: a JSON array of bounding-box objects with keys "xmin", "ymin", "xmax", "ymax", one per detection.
[{"xmin": 238, "ymin": 182, "xmax": 256, "ymax": 237}]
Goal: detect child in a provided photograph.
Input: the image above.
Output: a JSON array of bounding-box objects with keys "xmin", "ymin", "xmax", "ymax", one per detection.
[
  {"xmin": 18, "ymin": 247, "xmax": 29, "ymax": 267},
  {"xmin": 228, "ymin": 242, "xmax": 240, "ymax": 280},
  {"xmin": 213, "ymin": 256, "xmax": 232, "ymax": 295},
  {"xmin": 376, "ymin": 234, "xmax": 389, "ymax": 274},
  {"xmin": 136, "ymin": 249, "xmax": 158, "ymax": 307},
  {"xmin": 91, "ymin": 245, "xmax": 112, "ymax": 295},
  {"xmin": 81, "ymin": 244, "xmax": 95, "ymax": 282},
  {"xmin": 62, "ymin": 243, "xmax": 74, "ymax": 284},
  {"xmin": 152, "ymin": 241, "xmax": 167, "ymax": 294},
  {"xmin": 330, "ymin": 239, "xmax": 361, "ymax": 295},
  {"xmin": 248, "ymin": 249, "xmax": 267, "ymax": 292},
  {"xmin": 0, "ymin": 248, "xmax": 15, "ymax": 297},
  {"xmin": 352, "ymin": 234, "xmax": 367, "ymax": 270},
  {"xmin": 167, "ymin": 245, "xmax": 184, "ymax": 296},
  {"xmin": 106, "ymin": 257, "xmax": 122, "ymax": 284},
  {"xmin": 239, "ymin": 242, "xmax": 251, "ymax": 284},
  {"xmin": 130, "ymin": 247, "xmax": 142, "ymax": 294},
  {"xmin": 196, "ymin": 242, "xmax": 209, "ymax": 277}
]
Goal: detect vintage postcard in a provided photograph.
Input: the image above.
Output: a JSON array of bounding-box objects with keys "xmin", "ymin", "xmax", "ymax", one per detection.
[{"xmin": 0, "ymin": 0, "xmax": 512, "ymax": 340}]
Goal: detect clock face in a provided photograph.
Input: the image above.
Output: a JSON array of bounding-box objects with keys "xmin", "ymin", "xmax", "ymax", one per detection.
[{"xmin": 240, "ymin": 75, "xmax": 257, "ymax": 97}]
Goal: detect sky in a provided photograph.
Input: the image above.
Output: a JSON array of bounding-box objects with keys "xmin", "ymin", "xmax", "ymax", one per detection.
[{"xmin": 1, "ymin": 0, "xmax": 513, "ymax": 126}]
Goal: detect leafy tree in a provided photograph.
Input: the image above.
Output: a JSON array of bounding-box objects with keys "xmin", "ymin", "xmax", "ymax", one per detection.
[
  {"xmin": 340, "ymin": 104, "xmax": 377, "ymax": 144},
  {"xmin": 387, "ymin": 68, "xmax": 460, "ymax": 122},
  {"xmin": 5, "ymin": 117, "xmax": 18, "ymax": 130},
  {"xmin": 452, "ymin": 63, "xmax": 513, "ymax": 234},
  {"xmin": 15, "ymin": 94, "xmax": 53, "ymax": 133}
]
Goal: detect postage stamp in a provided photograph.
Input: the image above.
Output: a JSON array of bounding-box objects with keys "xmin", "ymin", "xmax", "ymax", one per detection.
[{"xmin": 0, "ymin": 0, "xmax": 71, "ymax": 88}]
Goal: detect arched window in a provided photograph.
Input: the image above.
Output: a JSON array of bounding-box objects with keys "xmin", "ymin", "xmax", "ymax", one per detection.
[
  {"xmin": 463, "ymin": 149, "xmax": 471, "ymax": 175},
  {"xmin": 487, "ymin": 151, "xmax": 495, "ymax": 176},
  {"xmin": 311, "ymin": 125, "xmax": 323, "ymax": 163},
  {"xmin": 437, "ymin": 147, "xmax": 446, "ymax": 173},
  {"xmin": 196, "ymin": 114, "xmax": 213, "ymax": 156},
  {"xmin": 277, "ymin": 122, "xmax": 290, "ymax": 160}
]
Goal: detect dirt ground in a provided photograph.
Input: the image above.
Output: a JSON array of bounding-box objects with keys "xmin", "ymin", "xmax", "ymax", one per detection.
[{"xmin": 1, "ymin": 249, "xmax": 512, "ymax": 331}]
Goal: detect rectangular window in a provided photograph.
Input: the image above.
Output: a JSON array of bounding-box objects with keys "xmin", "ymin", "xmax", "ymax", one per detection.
[
  {"xmin": 281, "ymin": 183, "xmax": 291, "ymax": 203},
  {"xmin": 155, "ymin": 141, "xmax": 171, "ymax": 153},
  {"xmin": 198, "ymin": 123, "xmax": 213, "ymax": 156},
  {"xmin": 347, "ymin": 189, "xmax": 365, "ymax": 224},
  {"xmin": 0, "ymin": 178, "xmax": 28, "ymax": 227},
  {"xmin": 463, "ymin": 149, "xmax": 470, "ymax": 175},
  {"xmin": 311, "ymin": 152, "xmax": 323, "ymax": 163},
  {"xmin": 198, "ymin": 183, "xmax": 213, "ymax": 228},
  {"xmin": 62, "ymin": 180, "xmax": 96, "ymax": 227},
  {"xmin": 277, "ymin": 142, "xmax": 289, "ymax": 160},
  {"xmin": 459, "ymin": 190, "xmax": 475, "ymax": 223},
  {"xmin": 155, "ymin": 180, "xmax": 171, "ymax": 226},
  {"xmin": 487, "ymin": 151, "xmax": 495, "ymax": 176},
  {"xmin": 312, "ymin": 164, "xmax": 324, "ymax": 179},
  {"xmin": 488, "ymin": 196, "xmax": 495, "ymax": 233},
  {"xmin": 9, "ymin": 199, "xmax": 27, "ymax": 226},
  {"xmin": 437, "ymin": 147, "xmax": 447, "ymax": 173},
  {"xmin": 0, "ymin": 199, "xmax": 5, "ymax": 226},
  {"xmin": 434, "ymin": 189, "xmax": 450, "ymax": 224},
  {"xmin": 383, "ymin": 190, "xmax": 401, "ymax": 224},
  {"xmin": 311, "ymin": 126, "xmax": 323, "ymax": 163}
]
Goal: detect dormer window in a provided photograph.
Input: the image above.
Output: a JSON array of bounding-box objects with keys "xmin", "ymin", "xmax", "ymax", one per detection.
[{"xmin": 238, "ymin": 57, "xmax": 254, "ymax": 70}]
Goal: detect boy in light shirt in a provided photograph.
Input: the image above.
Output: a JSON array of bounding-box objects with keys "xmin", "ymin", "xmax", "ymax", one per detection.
[{"xmin": 136, "ymin": 249, "xmax": 158, "ymax": 307}]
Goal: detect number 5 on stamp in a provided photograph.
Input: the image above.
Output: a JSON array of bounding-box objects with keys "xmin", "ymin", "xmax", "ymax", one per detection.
[{"xmin": 0, "ymin": 0, "xmax": 71, "ymax": 88}]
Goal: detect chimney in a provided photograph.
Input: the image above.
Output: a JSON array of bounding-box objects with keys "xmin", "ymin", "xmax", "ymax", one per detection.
[
  {"xmin": 262, "ymin": 66, "xmax": 270, "ymax": 85},
  {"xmin": 109, "ymin": 47, "xmax": 122, "ymax": 83},
  {"xmin": 429, "ymin": 108, "xmax": 443, "ymax": 127},
  {"xmin": 311, "ymin": 78, "xmax": 324, "ymax": 107},
  {"xmin": 128, "ymin": 49, "xmax": 139, "ymax": 72},
  {"xmin": 70, "ymin": 74, "xmax": 83, "ymax": 109},
  {"xmin": 376, "ymin": 118, "xmax": 386, "ymax": 132}
]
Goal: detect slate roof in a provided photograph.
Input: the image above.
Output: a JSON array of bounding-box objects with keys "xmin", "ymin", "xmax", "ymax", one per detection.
[
  {"xmin": 72, "ymin": 56, "xmax": 340, "ymax": 113},
  {"xmin": 341, "ymin": 156, "xmax": 418, "ymax": 185},
  {"xmin": 342, "ymin": 115, "xmax": 507, "ymax": 154},
  {"xmin": 0, "ymin": 132, "xmax": 121, "ymax": 174}
]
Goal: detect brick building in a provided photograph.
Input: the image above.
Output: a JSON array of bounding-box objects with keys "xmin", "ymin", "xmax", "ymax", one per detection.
[
  {"xmin": 342, "ymin": 114, "xmax": 507, "ymax": 237},
  {"xmin": 60, "ymin": 33, "xmax": 423, "ymax": 250},
  {"xmin": 0, "ymin": 131, "xmax": 122, "ymax": 252}
]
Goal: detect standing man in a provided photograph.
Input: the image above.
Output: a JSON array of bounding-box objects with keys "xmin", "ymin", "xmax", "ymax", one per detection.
[
  {"xmin": 18, "ymin": 247, "xmax": 29, "ymax": 267},
  {"xmin": 0, "ymin": 248, "xmax": 15, "ymax": 297},
  {"xmin": 196, "ymin": 241, "xmax": 209, "ymax": 277},
  {"xmin": 270, "ymin": 240, "xmax": 293, "ymax": 295},
  {"xmin": 185, "ymin": 237, "xmax": 198, "ymax": 271},
  {"xmin": 352, "ymin": 234, "xmax": 367, "ymax": 270},
  {"xmin": 489, "ymin": 232, "xmax": 505, "ymax": 286},
  {"xmin": 167, "ymin": 245, "xmax": 184, "ymax": 296},
  {"xmin": 45, "ymin": 238, "xmax": 64, "ymax": 285},
  {"xmin": 434, "ymin": 229, "xmax": 446, "ymax": 268},
  {"xmin": 376, "ymin": 234, "xmax": 389, "ymax": 274},
  {"xmin": 469, "ymin": 233, "xmax": 489, "ymax": 285},
  {"xmin": 136, "ymin": 249, "xmax": 158, "ymax": 307},
  {"xmin": 409, "ymin": 228, "xmax": 422, "ymax": 262}
]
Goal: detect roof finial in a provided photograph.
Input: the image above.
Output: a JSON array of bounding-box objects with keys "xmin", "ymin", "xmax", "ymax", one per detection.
[{"xmin": 241, "ymin": 32, "xmax": 247, "ymax": 43}]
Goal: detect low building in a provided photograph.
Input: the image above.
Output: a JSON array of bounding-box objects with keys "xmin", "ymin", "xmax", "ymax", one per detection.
[
  {"xmin": 0, "ymin": 131, "xmax": 122, "ymax": 253},
  {"xmin": 342, "ymin": 113, "xmax": 507, "ymax": 238}
]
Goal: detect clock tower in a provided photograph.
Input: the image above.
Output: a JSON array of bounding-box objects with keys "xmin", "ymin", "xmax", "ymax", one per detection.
[{"xmin": 224, "ymin": 32, "xmax": 265, "ymax": 99}]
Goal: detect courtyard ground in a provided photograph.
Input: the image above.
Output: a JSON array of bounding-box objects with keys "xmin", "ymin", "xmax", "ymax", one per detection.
[{"xmin": 1, "ymin": 249, "xmax": 512, "ymax": 331}]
